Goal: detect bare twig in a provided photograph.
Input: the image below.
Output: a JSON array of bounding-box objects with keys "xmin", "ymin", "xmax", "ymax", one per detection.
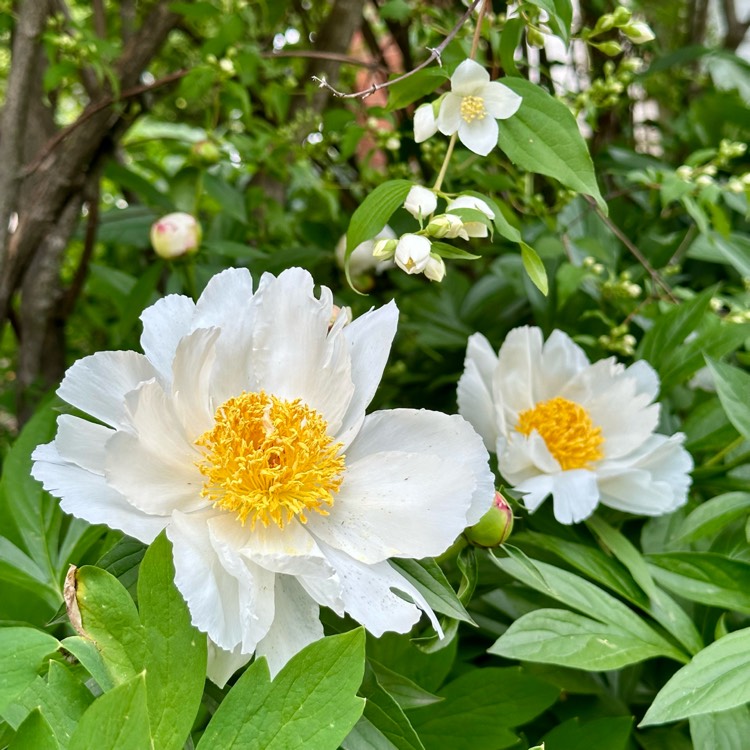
[
  {"xmin": 264, "ymin": 49, "xmax": 383, "ymax": 70},
  {"xmin": 584, "ymin": 196, "xmax": 678, "ymax": 302},
  {"xmin": 312, "ymin": 0, "xmax": 483, "ymax": 99}
]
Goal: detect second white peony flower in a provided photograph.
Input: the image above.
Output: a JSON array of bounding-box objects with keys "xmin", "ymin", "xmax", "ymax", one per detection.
[
  {"xmin": 32, "ymin": 268, "xmax": 493, "ymax": 684},
  {"xmin": 457, "ymin": 326, "xmax": 693, "ymax": 524}
]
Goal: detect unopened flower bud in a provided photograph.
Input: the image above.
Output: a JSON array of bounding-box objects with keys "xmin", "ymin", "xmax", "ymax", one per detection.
[
  {"xmin": 695, "ymin": 174, "xmax": 714, "ymax": 188},
  {"xmin": 612, "ymin": 6, "xmax": 632, "ymax": 25},
  {"xmin": 623, "ymin": 20, "xmax": 655, "ymax": 43},
  {"xmin": 404, "ymin": 185, "xmax": 438, "ymax": 220},
  {"xmin": 372, "ymin": 238, "xmax": 398, "ymax": 259},
  {"xmin": 414, "ymin": 103, "xmax": 438, "ymax": 143},
  {"xmin": 424, "ymin": 254, "xmax": 446, "ymax": 282},
  {"xmin": 593, "ymin": 40, "xmax": 623, "ymax": 56},
  {"xmin": 150, "ymin": 212, "xmax": 202, "ymax": 259},
  {"xmin": 426, "ymin": 213, "xmax": 467, "ymax": 239},
  {"xmin": 676, "ymin": 165, "xmax": 693, "ymax": 181},
  {"xmin": 191, "ymin": 140, "xmax": 222, "ymax": 165},
  {"xmin": 594, "ymin": 13, "xmax": 615, "ymax": 32},
  {"xmin": 465, "ymin": 491, "xmax": 514, "ymax": 547},
  {"xmin": 527, "ymin": 27, "xmax": 545, "ymax": 48}
]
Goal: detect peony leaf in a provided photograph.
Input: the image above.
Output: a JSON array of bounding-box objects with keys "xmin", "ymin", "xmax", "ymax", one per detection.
[
  {"xmin": 497, "ymin": 79, "xmax": 604, "ymax": 210},
  {"xmin": 689, "ymin": 704, "xmax": 750, "ymax": 749},
  {"xmin": 9, "ymin": 709, "xmax": 59, "ymax": 750},
  {"xmin": 68, "ymin": 674, "xmax": 150, "ymax": 750},
  {"xmin": 196, "ymin": 629, "xmax": 366, "ymax": 750},
  {"xmin": 138, "ymin": 533, "xmax": 207, "ymax": 750},
  {"xmin": 641, "ymin": 628, "xmax": 750, "ymax": 725},
  {"xmin": 705, "ymin": 357, "xmax": 750, "ymax": 441},
  {"xmin": 541, "ymin": 716, "xmax": 633, "ymax": 749},
  {"xmin": 675, "ymin": 491, "xmax": 750, "ymax": 543}
]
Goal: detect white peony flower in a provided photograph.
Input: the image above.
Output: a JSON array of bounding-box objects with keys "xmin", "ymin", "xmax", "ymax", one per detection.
[
  {"xmin": 437, "ymin": 59, "xmax": 522, "ymax": 156},
  {"xmin": 414, "ymin": 102, "xmax": 438, "ymax": 143},
  {"xmin": 32, "ymin": 268, "xmax": 493, "ymax": 684},
  {"xmin": 335, "ymin": 226, "xmax": 396, "ymax": 276},
  {"xmin": 394, "ymin": 233, "xmax": 432, "ymax": 274},
  {"xmin": 445, "ymin": 196, "xmax": 494, "ymax": 238},
  {"xmin": 457, "ymin": 326, "xmax": 693, "ymax": 525},
  {"xmin": 150, "ymin": 212, "xmax": 202, "ymax": 259},
  {"xmin": 404, "ymin": 185, "xmax": 438, "ymax": 221}
]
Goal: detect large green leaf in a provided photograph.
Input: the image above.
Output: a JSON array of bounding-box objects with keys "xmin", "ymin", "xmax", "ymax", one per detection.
[
  {"xmin": 705, "ymin": 357, "xmax": 750, "ymax": 441},
  {"xmin": 0, "ymin": 628, "xmax": 59, "ymax": 717},
  {"xmin": 497, "ymin": 79, "xmax": 604, "ymax": 210},
  {"xmin": 137, "ymin": 533, "xmax": 207, "ymax": 750},
  {"xmin": 641, "ymin": 628, "xmax": 750, "ymax": 725},
  {"xmin": 542, "ymin": 716, "xmax": 633, "ymax": 750},
  {"xmin": 197, "ymin": 629, "xmax": 365, "ymax": 749},
  {"xmin": 689, "ymin": 705, "xmax": 750, "ymax": 750},
  {"xmin": 68, "ymin": 675, "xmax": 150, "ymax": 750},
  {"xmin": 675, "ymin": 492, "xmax": 750, "ymax": 543},
  {"xmin": 9, "ymin": 709, "xmax": 59, "ymax": 750},
  {"xmin": 408, "ymin": 667, "xmax": 559, "ymax": 750}
]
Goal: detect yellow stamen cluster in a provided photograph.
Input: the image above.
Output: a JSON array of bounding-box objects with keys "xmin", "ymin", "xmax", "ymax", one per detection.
[
  {"xmin": 460, "ymin": 95, "xmax": 487, "ymax": 123},
  {"xmin": 516, "ymin": 397, "xmax": 604, "ymax": 470},
  {"xmin": 195, "ymin": 391, "xmax": 345, "ymax": 529}
]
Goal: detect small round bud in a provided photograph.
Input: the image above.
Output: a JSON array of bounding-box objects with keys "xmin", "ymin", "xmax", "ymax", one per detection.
[
  {"xmin": 191, "ymin": 140, "xmax": 222, "ymax": 165},
  {"xmin": 424, "ymin": 254, "xmax": 446, "ymax": 282},
  {"xmin": 150, "ymin": 213, "xmax": 202, "ymax": 259},
  {"xmin": 465, "ymin": 491, "xmax": 514, "ymax": 547},
  {"xmin": 612, "ymin": 6, "xmax": 632, "ymax": 25}
]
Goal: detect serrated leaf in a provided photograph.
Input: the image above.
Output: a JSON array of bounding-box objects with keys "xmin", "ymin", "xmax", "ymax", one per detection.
[
  {"xmin": 138, "ymin": 533, "xmax": 206, "ymax": 750},
  {"xmin": 520, "ymin": 242, "xmax": 548, "ymax": 295},
  {"xmin": 68, "ymin": 675, "xmax": 150, "ymax": 750},
  {"xmin": 0, "ymin": 628, "xmax": 59, "ymax": 717},
  {"xmin": 390, "ymin": 559, "xmax": 473, "ymax": 624},
  {"xmin": 705, "ymin": 357, "xmax": 750, "ymax": 441},
  {"xmin": 641, "ymin": 628, "xmax": 750, "ymax": 725},
  {"xmin": 497, "ymin": 79, "xmax": 604, "ymax": 210},
  {"xmin": 197, "ymin": 630, "xmax": 365, "ymax": 749}
]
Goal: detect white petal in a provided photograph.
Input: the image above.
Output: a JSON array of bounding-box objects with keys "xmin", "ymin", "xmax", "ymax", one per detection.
[
  {"xmin": 450, "ymin": 59, "xmax": 490, "ymax": 94},
  {"xmin": 481, "ymin": 81, "xmax": 522, "ymax": 120},
  {"xmin": 626, "ymin": 359, "xmax": 660, "ymax": 401},
  {"xmin": 170, "ymin": 327, "xmax": 220, "ymax": 438},
  {"xmin": 251, "ymin": 268, "xmax": 354, "ymax": 434},
  {"xmin": 140, "ymin": 294, "xmax": 196, "ymax": 383},
  {"xmin": 500, "ymin": 430, "xmax": 560, "ymax": 483},
  {"xmin": 404, "ymin": 185, "xmax": 438, "ymax": 220},
  {"xmin": 458, "ymin": 115, "xmax": 498, "ymax": 156},
  {"xmin": 516, "ymin": 469, "xmax": 599, "ymax": 524},
  {"xmin": 457, "ymin": 332, "xmax": 501, "ymax": 451},
  {"xmin": 57, "ymin": 351, "xmax": 157, "ymax": 429},
  {"xmin": 437, "ymin": 93, "xmax": 462, "ymax": 135},
  {"xmin": 414, "ymin": 103, "xmax": 438, "ymax": 142},
  {"xmin": 255, "ymin": 575, "xmax": 323, "ymax": 677},
  {"xmin": 106, "ymin": 380, "xmax": 205, "ymax": 515},
  {"xmin": 598, "ymin": 434, "xmax": 692, "ymax": 515},
  {"xmin": 495, "ymin": 326, "xmax": 545, "ymax": 418},
  {"xmin": 537, "ymin": 329, "xmax": 590, "ymax": 400},
  {"xmin": 336, "ymin": 301, "xmax": 398, "ymax": 448},
  {"xmin": 53, "ymin": 415, "xmax": 111, "ymax": 474},
  {"xmin": 320, "ymin": 543, "xmax": 441, "ymax": 637},
  {"xmin": 31, "ymin": 443, "xmax": 166, "ymax": 542},
  {"xmin": 445, "ymin": 196, "xmax": 494, "ymax": 219},
  {"xmin": 193, "ymin": 268, "xmax": 259, "ymax": 403},
  {"xmin": 206, "ymin": 640, "xmax": 251, "ymax": 688}
]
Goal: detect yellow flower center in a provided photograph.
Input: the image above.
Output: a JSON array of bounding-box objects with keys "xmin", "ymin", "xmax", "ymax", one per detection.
[
  {"xmin": 460, "ymin": 95, "xmax": 486, "ymax": 123},
  {"xmin": 195, "ymin": 391, "xmax": 345, "ymax": 529},
  {"xmin": 516, "ymin": 397, "xmax": 604, "ymax": 471}
]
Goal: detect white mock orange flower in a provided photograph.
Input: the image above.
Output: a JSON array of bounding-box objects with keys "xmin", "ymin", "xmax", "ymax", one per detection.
[
  {"xmin": 437, "ymin": 59, "xmax": 522, "ymax": 156},
  {"xmin": 458, "ymin": 326, "xmax": 692, "ymax": 524},
  {"xmin": 394, "ymin": 233, "xmax": 432, "ymax": 274},
  {"xmin": 32, "ymin": 268, "xmax": 493, "ymax": 684}
]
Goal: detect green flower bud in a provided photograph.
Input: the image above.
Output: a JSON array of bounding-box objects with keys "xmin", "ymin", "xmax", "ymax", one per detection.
[
  {"xmin": 191, "ymin": 140, "xmax": 222, "ymax": 165},
  {"xmin": 612, "ymin": 6, "xmax": 632, "ymax": 25},
  {"xmin": 465, "ymin": 491, "xmax": 514, "ymax": 547},
  {"xmin": 150, "ymin": 213, "xmax": 202, "ymax": 259}
]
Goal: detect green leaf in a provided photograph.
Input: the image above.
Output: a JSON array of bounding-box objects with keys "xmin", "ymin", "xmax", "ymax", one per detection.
[
  {"xmin": 9, "ymin": 709, "xmax": 59, "ymax": 750},
  {"xmin": 499, "ymin": 17, "xmax": 524, "ymax": 77},
  {"xmin": 74, "ymin": 566, "xmax": 146, "ymax": 685},
  {"xmin": 104, "ymin": 163, "xmax": 173, "ymax": 211},
  {"xmin": 345, "ymin": 180, "xmax": 413, "ymax": 287},
  {"xmin": 368, "ymin": 661, "xmax": 442, "ymax": 710},
  {"xmin": 542, "ymin": 716, "xmax": 633, "ymax": 750},
  {"xmin": 203, "ymin": 173, "xmax": 247, "ymax": 224},
  {"xmin": 525, "ymin": 0, "xmax": 573, "ymax": 42},
  {"xmin": 462, "ymin": 192, "xmax": 520, "ymax": 243},
  {"xmin": 641, "ymin": 628, "xmax": 750, "ymax": 725},
  {"xmin": 197, "ymin": 629, "xmax": 366, "ymax": 750},
  {"xmin": 138, "ymin": 533, "xmax": 207, "ymax": 750},
  {"xmin": 520, "ymin": 242, "xmax": 549, "ymax": 295},
  {"xmin": 690, "ymin": 705, "xmax": 750, "ymax": 750},
  {"xmin": 492, "ymin": 607, "xmax": 679, "ymax": 670},
  {"xmin": 341, "ymin": 664, "xmax": 425, "ymax": 750},
  {"xmin": 705, "ymin": 357, "xmax": 750, "ymax": 441},
  {"xmin": 390, "ymin": 558, "xmax": 473, "ymax": 624},
  {"xmin": 646, "ymin": 552, "xmax": 750, "ymax": 613},
  {"xmin": 497, "ymin": 78, "xmax": 605, "ymax": 210},
  {"xmin": 68, "ymin": 675, "xmax": 150, "ymax": 750},
  {"xmin": 387, "ymin": 68, "xmax": 447, "ymax": 111},
  {"xmin": 0, "ymin": 628, "xmax": 59, "ymax": 716},
  {"xmin": 429, "ymin": 242, "xmax": 481, "ymax": 260},
  {"xmin": 408, "ymin": 667, "xmax": 559, "ymax": 750},
  {"xmin": 676, "ymin": 492, "xmax": 750, "ymax": 543},
  {"xmin": 60, "ymin": 637, "xmax": 115, "ymax": 693}
]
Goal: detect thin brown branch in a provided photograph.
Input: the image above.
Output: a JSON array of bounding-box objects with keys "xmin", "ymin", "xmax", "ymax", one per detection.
[
  {"xmin": 313, "ymin": 0, "xmax": 483, "ymax": 99},
  {"xmin": 720, "ymin": 0, "xmax": 750, "ymax": 49},
  {"xmin": 264, "ymin": 49, "xmax": 382, "ymax": 70},
  {"xmin": 584, "ymin": 196, "xmax": 678, "ymax": 302}
]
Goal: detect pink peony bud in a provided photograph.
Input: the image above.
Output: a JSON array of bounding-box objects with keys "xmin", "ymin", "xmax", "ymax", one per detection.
[
  {"xmin": 150, "ymin": 212, "xmax": 202, "ymax": 259},
  {"xmin": 465, "ymin": 490, "xmax": 514, "ymax": 547}
]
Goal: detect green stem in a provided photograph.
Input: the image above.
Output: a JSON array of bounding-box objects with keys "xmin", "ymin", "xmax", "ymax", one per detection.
[
  {"xmin": 703, "ymin": 436, "xmax": 745, "ymax": 468},
  {"xmin": 433, "ymin": 133, "xmax": 457, "ymax": 192}
]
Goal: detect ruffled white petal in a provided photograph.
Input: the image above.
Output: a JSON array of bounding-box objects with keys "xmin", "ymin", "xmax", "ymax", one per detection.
[
  {"xmin": 437, "ymin": 93, "xmax": 462, "ymax": 135},
  {"xmin": 459, "ymin": 115, "xmax": 498, "ymax": 156},
  {"xmin": 516, "ymin": 469, "xmax": 599, "ymax": 524},
  {"xmin": 450, "ymin": 58, "xmax": 489, "ymax": 94},
  {"xmin": 500, "ymin": 430, "xmax": 561, "ymax": 484},
  {"xmin": 255, "ymin": 575, "xmax": 323, "ymax": 678},
  {"xmin": 52, "ymin": 414, "xmax": 110, "ymax": 473},
  {"xmin": 251, "ymin": 268, "xmax": 354, "ymax": 434},
  {"xmin": 458, "ymin": 333, "xmax": 501, "ymax": 450},
  {"xmin": 140, "ymin": 294, "xmax": 196, "ymax": 383},
  {"xmin": 31, "ymin": 442, "xmax": 166, "ymax": 542},
  {"xmin": 494, "ymin": 326, "xmax": 545, "ymax": 417},
  {"xmin": 57, "ymin": 351, "xmax": 157, "ymax": 430},
  {"xmin": 481, "ymin": 81, "xmax": 522, "ymax": 120},
  {"xmin": 206, "ymin": 640, "xmax": 251, "ymax": 688},
  {"xmin": 536, "ymin": 328, "xmax": 590, "ymax": 400},
  {"xmin": 320, "ymin": 543, "xmax": 441, "ymax": 637}
]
